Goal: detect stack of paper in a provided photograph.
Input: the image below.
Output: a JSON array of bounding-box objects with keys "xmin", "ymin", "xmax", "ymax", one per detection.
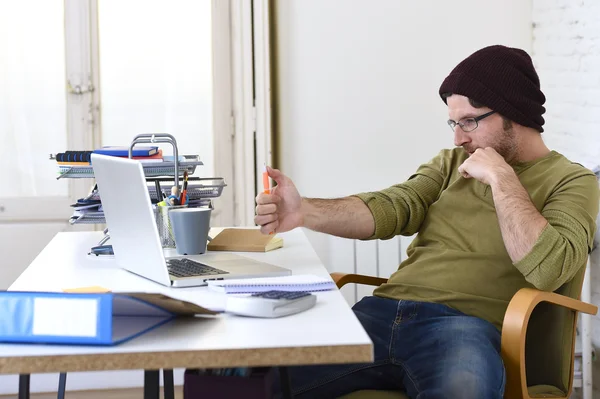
[
  {"xmin": 69, "ymin": 201, "xmax": 104, "ymax": 224},
  {"xmin": 207, "ymin": 275, "xmax": 337, "ymax": 294}
]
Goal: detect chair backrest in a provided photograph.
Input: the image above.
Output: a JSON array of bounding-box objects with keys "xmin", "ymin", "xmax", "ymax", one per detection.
[{"xmin": 523, "ymin": 259, "xmax": 587, "ymax": 393}]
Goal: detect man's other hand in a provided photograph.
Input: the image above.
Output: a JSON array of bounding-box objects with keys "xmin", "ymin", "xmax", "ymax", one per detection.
[{"xmin": 458, "ymin": 148, "xmax": 514, "ymax": 186}]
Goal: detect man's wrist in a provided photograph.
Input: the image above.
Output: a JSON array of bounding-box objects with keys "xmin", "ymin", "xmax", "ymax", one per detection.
[
  {"xmin": 490, "ymin": 167, "xmax": 517, "ymax": 191},
  {"xmin": 299, "ymin": 197, "xmax": 311, "ymax": 229}
]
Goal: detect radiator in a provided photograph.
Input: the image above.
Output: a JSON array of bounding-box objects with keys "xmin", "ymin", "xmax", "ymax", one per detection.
[{"xmin": 325, "ymin": 234, "xmax": 415, "ymax": 305}]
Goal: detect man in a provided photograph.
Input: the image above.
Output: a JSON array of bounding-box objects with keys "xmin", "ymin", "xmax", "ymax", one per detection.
[{"xmin": 255, "ymin": 45, "xmax": 599, "ymax": 398}]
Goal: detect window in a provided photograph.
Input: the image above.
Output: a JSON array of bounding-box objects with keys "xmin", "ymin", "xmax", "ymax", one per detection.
[
  {"xmin": 0, "ymin": 1, "xmax": 68, "ymax": 199},
  {"xmin": 98, "ymin": 0, "xmax": 215, "ymax": 177},
  {"xmin": 0, "ymin": 0, "xmax": 269, "ymax": 231}
]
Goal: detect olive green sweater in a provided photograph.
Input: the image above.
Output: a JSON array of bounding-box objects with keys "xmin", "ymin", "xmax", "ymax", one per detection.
[{"xmin": 355, "ymin": 148, "xmax": 599, "ymax": 330}]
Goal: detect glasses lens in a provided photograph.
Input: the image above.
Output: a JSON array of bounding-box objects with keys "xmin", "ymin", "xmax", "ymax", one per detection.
[
  {"xmin": 461, "ymin": 119, "xmax": 478, "ymax": 132},
  {"xmin": 447, "ymin": 120, "xmax": 456, "ymax": 130}
]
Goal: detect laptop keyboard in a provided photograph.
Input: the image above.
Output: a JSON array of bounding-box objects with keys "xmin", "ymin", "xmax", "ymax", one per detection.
[{"xmin": 166, "ymin": 258, "xmax": 229, "ymax": 278}]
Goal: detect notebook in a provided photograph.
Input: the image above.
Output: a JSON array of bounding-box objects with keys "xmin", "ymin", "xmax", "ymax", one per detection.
[
  {"xmin": 207, "ymin": 275, "xmax": 337, "ymax": 294},
  {"xmin": 207, "ymin": 228, "xmax": 283, "ymax": 252}
]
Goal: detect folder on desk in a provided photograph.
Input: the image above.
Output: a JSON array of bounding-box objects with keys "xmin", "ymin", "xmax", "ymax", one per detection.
[{"xmin": 0, "ymin": 291, "xmax": 217, "ymax": 346}]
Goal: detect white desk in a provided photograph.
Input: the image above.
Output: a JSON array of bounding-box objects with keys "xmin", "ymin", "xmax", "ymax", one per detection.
[{"xmin": 2, "ymin": 228, "xmax": 372, "ymax": 398}]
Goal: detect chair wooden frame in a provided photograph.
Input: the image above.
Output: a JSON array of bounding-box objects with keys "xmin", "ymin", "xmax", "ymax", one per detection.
[{"xmin": 330, "ymin": 273, "xmax": 598, "ymax": 399}]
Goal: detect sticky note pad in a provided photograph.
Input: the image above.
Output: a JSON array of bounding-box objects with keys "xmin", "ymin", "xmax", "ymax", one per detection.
[{"xmin": 63, "ymin": 286, "xmax": 111, "ymax": 293}]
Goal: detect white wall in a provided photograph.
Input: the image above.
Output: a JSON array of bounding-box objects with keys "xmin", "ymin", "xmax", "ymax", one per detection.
[
  {"xmin": 532, "ymin": 0, "xmax": 600, "ymax": 397},
  {"xmin": 274, "ymin": 0, "xmax": 600, "ymax": 395},
  {"xmin": 273, "ymin": 0, "xmax": 532, "ymax": 280}
]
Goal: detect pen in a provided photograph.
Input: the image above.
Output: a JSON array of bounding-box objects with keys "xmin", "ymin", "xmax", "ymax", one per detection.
[
  {"xmin": 180, "ymin": 171, "xmax": 189, "ymax": 205},
  {"xmin": 262, "ymin": 164, "xmax": 270, "ymax": 194},
  {"xmin": 262, "ymin": 164, "xmax": 273, "ymax": 234},
  {"xmin": 154, "ymin": 180, "xmax": 163, "ymax": 203}
]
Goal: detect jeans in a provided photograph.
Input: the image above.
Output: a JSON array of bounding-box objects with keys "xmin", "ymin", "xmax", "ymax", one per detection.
[{"xmin": 277, "ymin": 296, "xmax": 505, "ymax": 399}]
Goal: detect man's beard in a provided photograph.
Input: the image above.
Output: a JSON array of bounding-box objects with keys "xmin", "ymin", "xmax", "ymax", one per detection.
[
  {"xmin": 493, "ymin": 125, "xmax": 518, "ymax": 163},
  {"xmin": 463, "ymin": 126, "xmax": 518, "ymax": 162}
]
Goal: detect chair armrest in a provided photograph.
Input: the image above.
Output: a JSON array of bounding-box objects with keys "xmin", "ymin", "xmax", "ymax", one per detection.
[
  {"xmin": 501, "ymin": 288, "xmax": 598, "ymax": 399},
  {"xmin": 330, "ymin": 273, "xmax": 388, "ymax": 289}
]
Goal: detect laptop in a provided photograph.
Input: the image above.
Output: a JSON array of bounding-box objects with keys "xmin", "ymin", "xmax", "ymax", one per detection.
[{"xmin": 91, "ymin": 153, "xmax": 291, "ymax": 287}]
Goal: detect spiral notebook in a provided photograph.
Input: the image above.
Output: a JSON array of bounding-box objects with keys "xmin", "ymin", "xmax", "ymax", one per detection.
[{"xmin": 206, "ymin": 275, "xmax": 337, "ymax": 294}]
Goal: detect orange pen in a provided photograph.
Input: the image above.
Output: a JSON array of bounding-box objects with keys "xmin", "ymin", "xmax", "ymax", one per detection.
[
  {"xmin": 262, "ymin": 163, "xmax": 270, "ymax": 194},
  {"xmin": 262, "ymin": 164, "xmax": 273, "ymax": 234}
]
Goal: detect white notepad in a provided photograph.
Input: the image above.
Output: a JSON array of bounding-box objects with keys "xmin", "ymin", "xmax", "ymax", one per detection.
[{"xmin": 207, "ymin": 275, "xmax": 337, "ymax": 294}]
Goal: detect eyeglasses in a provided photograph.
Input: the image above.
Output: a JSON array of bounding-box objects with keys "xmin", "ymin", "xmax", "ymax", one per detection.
[{"xmin": 447, "ymin": 110, "xmax": 496, "ymax": 132}]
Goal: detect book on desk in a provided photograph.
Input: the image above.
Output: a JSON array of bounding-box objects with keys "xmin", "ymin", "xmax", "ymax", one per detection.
[
  {"xmin": 0, "ymin": 291, "xmax": 217, "ymax": 346},
  {"xmin": 207, "ymin": 228, "xmax": 283, "ymax": 252}
]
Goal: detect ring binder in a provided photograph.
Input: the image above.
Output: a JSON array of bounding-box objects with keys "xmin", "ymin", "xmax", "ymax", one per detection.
[{"xmin": 0, "ymin": 291, "xmax": 218, "ymax": 345}]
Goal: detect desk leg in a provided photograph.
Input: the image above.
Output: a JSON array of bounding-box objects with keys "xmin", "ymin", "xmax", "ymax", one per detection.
[
  {"xmin": 143, "ymin": 370, "xmax": 160, "ymax": 399},
  {"xmin": 57, "ymin": 372, "xmax": 67, "ymax": 399},
  {"xmin": 18, "ymin": 374, "xmax": 30, "ymax": 399},
  {"xmin": 279, "ymin": 367, "xmax": 293, "ymax": 399},
  {"xmin": 163, "ymin": 369, "xmax": 174, "ymax": 399}
]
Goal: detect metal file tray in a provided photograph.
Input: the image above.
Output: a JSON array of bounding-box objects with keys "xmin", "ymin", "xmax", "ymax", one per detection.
[
  {"xmin": 54, "ymin": 134, "xmax": 225, "ymax": 239},
  {"xmin": 80, "ymin": 178, "xmax": 227, "ymax": 202},
  {"xmin": 56, "ymin": 155, "xmax": 203, "ymax": 179},
  {"xmin": 68, "ymin": 211, "xmax": 106, "ymax": 225},
  {"xmin": 146, "ymin": 178, "xmax": 226, "ymax": 200},
  {"xmin": 69, "ymin": 198, "xmax": 214, "ymax": 225}
]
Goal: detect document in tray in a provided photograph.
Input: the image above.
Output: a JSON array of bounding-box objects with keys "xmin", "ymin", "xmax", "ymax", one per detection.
[
  {"xmin": 0, "ymin": 291, "xmax": 218, "ymax": 346},
  {"xmin": 207, "ymin": 275, "xmax": 337, "ymax": 294}
]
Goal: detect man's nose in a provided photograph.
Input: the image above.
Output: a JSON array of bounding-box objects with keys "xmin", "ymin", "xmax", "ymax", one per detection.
[{"xmin": 453, "ymin": 126, "xmax": 470, "ymax": 147}]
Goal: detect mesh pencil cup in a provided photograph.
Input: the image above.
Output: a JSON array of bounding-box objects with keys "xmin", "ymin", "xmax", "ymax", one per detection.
[{"xmin": 154, "ymin": 205, "xmax": 188, "ymax": 248}]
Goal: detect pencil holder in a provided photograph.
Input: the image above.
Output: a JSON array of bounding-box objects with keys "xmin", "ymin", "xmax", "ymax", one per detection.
[{"xmin": 154, "ymin": 205, "xmax": 187, "ymax": 248}]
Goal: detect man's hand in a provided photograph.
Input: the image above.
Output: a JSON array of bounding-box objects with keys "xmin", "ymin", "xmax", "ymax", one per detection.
[
  {"xmin": 458, "ymin": 147, "xmax": 514, "ymax": 185},
  {"xmin": 254, "ymin": 167, "xmax": 377, "ymax": 239},
  {"xmin": 254, "ymin": 166, "xmax": 304, "ymax": 235},
  {"xmin": 460, "ymin": 147, "xmax": 550, "ymax": 264}
]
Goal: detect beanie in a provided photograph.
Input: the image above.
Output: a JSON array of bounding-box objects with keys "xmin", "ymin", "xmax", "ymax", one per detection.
[{"xmin": 439, "ymin": 45, "xmax": 546, "ymax": 132}]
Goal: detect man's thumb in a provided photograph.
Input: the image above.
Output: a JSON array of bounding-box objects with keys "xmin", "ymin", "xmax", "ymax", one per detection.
[{"xmin": 267, "ymin": 165, "xmax": 285, "ymax": 184}]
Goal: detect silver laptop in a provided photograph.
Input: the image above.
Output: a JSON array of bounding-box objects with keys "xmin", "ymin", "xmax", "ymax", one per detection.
[{"xmin": 91, "ymin": 153, "xmax": 291, "ymax": 287}]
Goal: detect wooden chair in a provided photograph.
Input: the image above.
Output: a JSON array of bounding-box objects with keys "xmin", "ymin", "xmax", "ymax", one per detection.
[{"xmin": 332, "ymin": 262, "xmax": 597, "ymax": 399}]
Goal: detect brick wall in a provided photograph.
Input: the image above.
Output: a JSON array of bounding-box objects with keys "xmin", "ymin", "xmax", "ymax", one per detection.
[
  {"xmin": 533, "ymin": 0, "xmax": 600, "ymax": 166},
  {"xmin": 532, "ymin": 0, "xmax": 600, "ymax": 397}
]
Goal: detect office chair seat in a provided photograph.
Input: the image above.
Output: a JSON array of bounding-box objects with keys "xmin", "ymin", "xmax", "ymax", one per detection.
[{"xmin": 338, "ymin": 384, "xmax": 565, "ymax": 399}]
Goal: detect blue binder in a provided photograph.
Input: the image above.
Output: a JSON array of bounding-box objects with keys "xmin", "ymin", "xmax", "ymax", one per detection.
[{"xmin": 0, "ymin": 291, "xmax": 217, "ymax": 345}]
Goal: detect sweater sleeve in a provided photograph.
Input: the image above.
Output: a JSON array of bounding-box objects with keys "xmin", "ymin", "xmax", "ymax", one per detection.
[
  {"xmin": 353, "ymin": 150, "xmax": 448, "ymax": 240},
  {"xmin": 513, "ymin": 173, "xmax": 599, "ymax": 291}
]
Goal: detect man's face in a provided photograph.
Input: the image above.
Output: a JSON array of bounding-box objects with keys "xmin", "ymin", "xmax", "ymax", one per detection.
[{"xmin": 447, "ymin": 94, "xmax": 517, "ymax": 162}]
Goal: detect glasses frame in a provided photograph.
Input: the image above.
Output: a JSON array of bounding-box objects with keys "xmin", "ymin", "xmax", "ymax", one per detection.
[{"xmin": 447, "ymin": 110, "xmax": 497, "ymax": 132}]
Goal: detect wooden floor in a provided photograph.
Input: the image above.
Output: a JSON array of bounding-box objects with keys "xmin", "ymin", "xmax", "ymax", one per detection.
[{"xmin": 0, "ymin": 386, "xmax": 183, "ymax": 399}]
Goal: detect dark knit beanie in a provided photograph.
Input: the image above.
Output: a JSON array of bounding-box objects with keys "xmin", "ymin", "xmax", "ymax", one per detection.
[{"xmin": 439, "ymin": 45, "xmax": 546, "ymax": 132}]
